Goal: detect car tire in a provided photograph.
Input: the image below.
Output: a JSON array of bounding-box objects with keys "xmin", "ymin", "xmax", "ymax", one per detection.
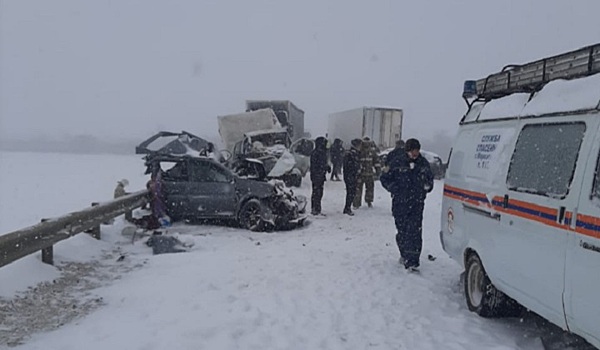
[
  {"xmin": 238, "ymin": 199, "xmax": 265, "ymax": 232},
  {"xmin": 465, "ymin": 253, "xmax": 522, "ymax": 318}
]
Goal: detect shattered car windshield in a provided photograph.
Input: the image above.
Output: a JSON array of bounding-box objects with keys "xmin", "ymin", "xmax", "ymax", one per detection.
[{"xmin": 250, "ymin": 133, "xmax": 288, "ymax": 147}]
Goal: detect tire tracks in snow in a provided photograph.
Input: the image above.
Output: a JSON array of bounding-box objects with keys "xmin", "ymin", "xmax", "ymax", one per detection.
[{"xmin": 0, "ymin": 250, "xmax": 144, "ymax": 348}]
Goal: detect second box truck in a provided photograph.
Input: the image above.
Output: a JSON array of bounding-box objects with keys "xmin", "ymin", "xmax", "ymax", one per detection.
[{"xmin": 327, "ymin": 107, "xmax": 402, "ymax": 149}]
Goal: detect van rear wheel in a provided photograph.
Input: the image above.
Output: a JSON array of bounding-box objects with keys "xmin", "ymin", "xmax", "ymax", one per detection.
[{"xmin": 465, "ymin": 254, "xmax": 522, "ymax": 318}]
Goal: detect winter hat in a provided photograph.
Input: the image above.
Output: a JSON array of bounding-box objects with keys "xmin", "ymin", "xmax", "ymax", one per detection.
[
  {"xmin": 362, "ymin": 136, "xmax": 371, "ymax": 141},
  {"xmin": 396, "ymin": 139, "xmax": 405, "ymax": 148},
  {"xmin": 351, "ymin": 138, "xmax": 362, "ymax": 148},
  {"xmin": 405, "ymin": 138, "xmax": 421, "ymax": 152},
  {"xmin": 117, "ymin": 179, "xmax": 130, "ymax": 187},
  {"xmin": 315, "ymin": 136, "xmax": 327, "ymax": 148}
]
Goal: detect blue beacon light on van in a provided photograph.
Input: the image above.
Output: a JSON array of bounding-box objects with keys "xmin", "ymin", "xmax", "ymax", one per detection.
[{"xmin": 463, "ymin": 80, "xmax": 478, "ymax": 98}]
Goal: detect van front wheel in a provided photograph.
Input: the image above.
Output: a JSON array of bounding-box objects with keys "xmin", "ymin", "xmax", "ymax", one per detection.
[{"xmin": 465, "ymin": 254, "xmax": 514, "ymax": 318}]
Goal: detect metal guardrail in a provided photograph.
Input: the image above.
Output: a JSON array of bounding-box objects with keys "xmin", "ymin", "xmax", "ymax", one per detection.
[{"xmin": 0, "ymin": 190, "xmax": 149, "ymax": 268}]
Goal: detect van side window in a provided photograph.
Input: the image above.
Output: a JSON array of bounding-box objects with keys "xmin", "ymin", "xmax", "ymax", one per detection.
[
  {"xmin": 507, "ymin": 122, "xmax": 586, "ymax": 198},
  {"xmin": 447, "ymin": 150, "xmax": 464, "ymax": 178}
]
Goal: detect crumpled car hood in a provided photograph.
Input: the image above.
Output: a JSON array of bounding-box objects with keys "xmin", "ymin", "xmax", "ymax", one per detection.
[{"xmin": 267, "ymin": 150, "xmax": 297, "ymax": 177}]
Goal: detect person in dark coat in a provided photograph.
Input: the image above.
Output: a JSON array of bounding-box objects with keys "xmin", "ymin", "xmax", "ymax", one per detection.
[
  {"xmin": 380, "ymin": 138, "xmax": 433, "ymax": 271},
  {"xmin": 329, "ymin": 138, "xmax": 344, "ymax": 181},
  {"xmin": 342, "ymin": 138, "xmax": 362, "ymax": 216},
  {"xmin": 384, "ymin": 139, "xmax": 405, "ymax": 168},
  {"xmin": 310, "ymin": 136, "xmax": 331, "ymax": 215}
]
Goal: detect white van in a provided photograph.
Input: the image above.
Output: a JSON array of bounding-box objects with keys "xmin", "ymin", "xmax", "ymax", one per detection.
[{"xmin": 441, "ymin": 43, "xmax": 600, "ymax": 348}]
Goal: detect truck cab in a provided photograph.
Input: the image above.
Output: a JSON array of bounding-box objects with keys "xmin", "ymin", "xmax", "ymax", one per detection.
[{"xmin": 230, "ymin": 128, "xmax": 314, "ymax": 187}]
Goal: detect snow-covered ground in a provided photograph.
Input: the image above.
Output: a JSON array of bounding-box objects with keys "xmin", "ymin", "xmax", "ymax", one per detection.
[{"xmin": 0, "ymin": 151, "xmax": 594, "ymax": 350}]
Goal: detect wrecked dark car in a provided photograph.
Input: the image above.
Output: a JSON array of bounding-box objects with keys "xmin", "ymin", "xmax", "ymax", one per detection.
[
  {"xmin": 136, "ymin": 131, "xmax": 307, "ymax": 231},
  {"xmin": 144, "ymin": 154, "xmax": 307, "ymax": 231},
  {"xmin": 420, "ymin": 150, "xmax": 446, "ymax": 180}
]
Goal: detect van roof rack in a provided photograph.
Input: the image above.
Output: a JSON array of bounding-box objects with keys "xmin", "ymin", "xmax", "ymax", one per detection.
[{"xmin": 463, "ymin": 43, "xmax": 600, "ymax": 104}]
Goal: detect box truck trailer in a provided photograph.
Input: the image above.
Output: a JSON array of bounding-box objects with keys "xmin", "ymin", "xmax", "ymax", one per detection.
[
  {"xmin": 327, "ymin": 107, "xmax": 402, "ymax": 149},
  {"xmin": 246, "ymin": 100, "xmax": 305, "ymax": 142},
  {"xmin": 217, "ymin": 109, "xmax": 281, "ymax": 152}
]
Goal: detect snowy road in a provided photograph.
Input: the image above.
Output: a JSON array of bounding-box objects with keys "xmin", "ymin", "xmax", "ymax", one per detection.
[{"xmin": 0, "ymin": 152, "xmax": 594, "ymax": 349}]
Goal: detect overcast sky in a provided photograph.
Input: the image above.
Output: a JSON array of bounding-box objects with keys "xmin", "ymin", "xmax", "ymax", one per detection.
[{"xmin": 1, "ymin": 0, "xmax": 599, "ymax": 145}]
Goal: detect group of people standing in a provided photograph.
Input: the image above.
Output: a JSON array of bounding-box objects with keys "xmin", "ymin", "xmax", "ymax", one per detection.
[
  {"xmin": 310, "ymin": 136, "xmax": 381, "ymax": 217},
  {"xmin": 310, "ymin": 136, "xmax": 434, "ymax": 272}
]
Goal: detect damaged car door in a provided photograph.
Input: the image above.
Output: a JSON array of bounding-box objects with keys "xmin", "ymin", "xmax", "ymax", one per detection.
[
  {"xmin": 187, "ymin": 159, "xmax": 237, "ymax": 218},
  {"xmin": 289, "ymin": 138, "xmax": 314, "ymax": 177}
]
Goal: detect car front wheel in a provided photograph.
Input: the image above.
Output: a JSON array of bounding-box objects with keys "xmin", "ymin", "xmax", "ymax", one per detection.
[{"xmin": 239, "ymin": 199, "xmax": 265, "ymax": 232}]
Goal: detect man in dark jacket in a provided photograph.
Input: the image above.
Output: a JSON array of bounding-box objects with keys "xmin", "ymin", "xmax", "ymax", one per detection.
[
  {"xmin": 380, "ymin": 138, "xmax": 433, "ymax": 272},
  {"xmin": 342, "ymin": 138, "xmax": 362, "ymax": 216},
  {"xmin": 384, "ymin": 139, "xmax": 405, "ymax": 168},
  {"xmin": 310, "ymin": 136, "xmax": 331, "ymax": 215},
  {"xmin": 329, "ymin": 138, "xmax": 344, "ymax": 181}
]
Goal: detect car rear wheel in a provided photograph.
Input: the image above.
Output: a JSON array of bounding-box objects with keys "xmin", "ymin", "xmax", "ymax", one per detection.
[
  {"xmin": 465, "ymin": 253, "xmax": 522, "ymax": 317},
  {"xmin": 239, "ymin": 199, "xmax": 265, "ymax": 232}
]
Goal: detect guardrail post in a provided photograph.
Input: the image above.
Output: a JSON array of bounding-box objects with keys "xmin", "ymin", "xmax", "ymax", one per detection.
[
  {"xmin": 41, "ymin": 247, "xmax": 54, "ymax": 265},
  {"xmin": 89, "ymin": 202, "xmax": 101, "ymax": 240},
  {"xmin": 40, "ymin": 219, "xmax": 54, "ymax": 265}
]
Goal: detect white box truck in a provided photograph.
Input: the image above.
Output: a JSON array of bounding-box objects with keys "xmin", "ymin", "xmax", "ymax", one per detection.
[
  {"xmin": 246, "ymin": 100, "xmax": 305, "ymax": 142},
  {"xmin": 217, "ymin": 108, "xmax": 281, "ymax": 152},
  {"xmin": 327, "ymin": 107, "xmax": 402, "ymax": 149}
]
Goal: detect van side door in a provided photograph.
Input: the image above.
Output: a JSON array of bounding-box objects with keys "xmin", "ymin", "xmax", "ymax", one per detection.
[
  {"xmin": 498, "ymin": 121, "xmax": 586, "ymax": 328},
  {"xmin": 564, "ymin": 118, "xmax": 600, "ymax": 345}
]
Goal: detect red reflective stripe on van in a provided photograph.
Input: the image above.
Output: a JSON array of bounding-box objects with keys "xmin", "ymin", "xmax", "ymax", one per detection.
[
  {"xmin": 443, "ymin": 185, "xmax": 491, "ymax": 207},
  {"xmin": 498, "ymin": 197, "xmax": 558, "ymax": 217},
  {"xmin": 490, "ymin": 196, "xmax": 569, "ymax": 229},
  {"xmin": 444, "ymin": 191, "xmax": 484, "ymax": 207},
  {"xmin": 444, "ymin": 185, "xmax": 600, "ymax": 239},
  {"xmin": 575, "ymin": 214, "xmax": 600, "ymax": 239},
  {"xmin": 497, "ymin": 205, "xmax": 570, "ymax": 230}
]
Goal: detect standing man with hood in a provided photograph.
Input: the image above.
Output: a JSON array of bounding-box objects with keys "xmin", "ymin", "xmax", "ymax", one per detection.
[
  {"xmin": 380, "ymin": 138, "xmax": 433, "ymax": 272},
  {"xmin": 329, "ymin": 138, "xmax": 344, "ymax": 181},
  {"xmin": 342, "ymin": 138, "xmax": 362, "ymax": 216},
  {"xmin": 384, "ymin": 139, "xmax": 405, "ymax": 168},
  {"xmin": 310, "ymin": 136, "xmax": 331, "ymax": 215}
]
